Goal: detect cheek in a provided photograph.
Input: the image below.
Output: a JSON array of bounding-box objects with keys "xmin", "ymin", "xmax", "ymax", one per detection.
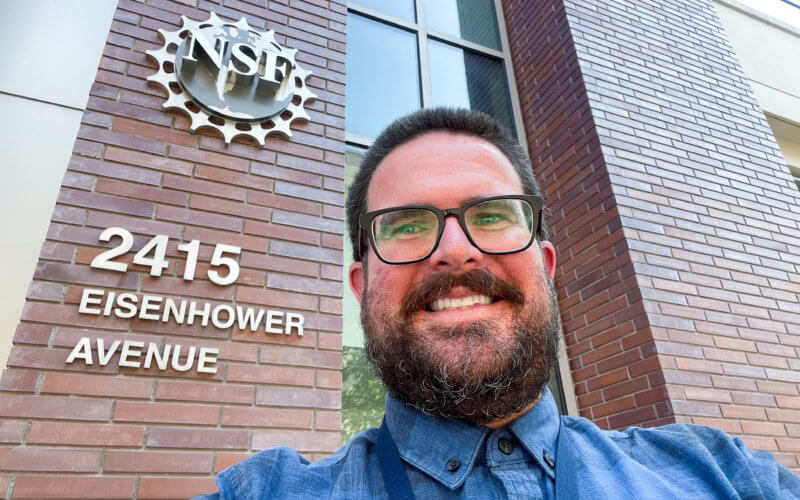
[
  {"xmin": 499, "ymin": 253, "xmax": 544, "ymax": 292},
  {"xmin": 499, "ymin": 250, "xmax": 536, "ymax": 274},
  {"xmin": 366, "ymin": 265, "xmax": 417, "ymax": 312}
]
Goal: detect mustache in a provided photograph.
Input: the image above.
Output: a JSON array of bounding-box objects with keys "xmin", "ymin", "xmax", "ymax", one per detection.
[{"xmin": 399, "ymin": 269, "xmax": 525, "ymax": 318}]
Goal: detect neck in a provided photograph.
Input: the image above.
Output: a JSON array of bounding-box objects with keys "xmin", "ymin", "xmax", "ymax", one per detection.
[{"xmin": 482, "ymin": 391, "xmax": 543, "ymax": 430}]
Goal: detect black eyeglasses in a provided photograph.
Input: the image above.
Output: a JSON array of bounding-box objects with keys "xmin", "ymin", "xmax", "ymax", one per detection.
[{"xmin": 358, "ymin": 195, "xmax": 543, "ymax": 264}]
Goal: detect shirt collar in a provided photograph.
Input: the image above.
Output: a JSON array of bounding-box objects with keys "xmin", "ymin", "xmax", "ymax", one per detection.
[
  {"xmin": 384, "ymin": 386, "xmax": 561, "ymax": 490},
  {"xmin": 509, "ymin": 386, "xmax": 560, "ymax": 480}
]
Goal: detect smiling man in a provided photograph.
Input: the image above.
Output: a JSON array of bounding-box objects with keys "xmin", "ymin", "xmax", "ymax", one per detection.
[
  {"xmin": 349, "ymin": 123, "xmax": 560, "ymax": 430},
  {"xmin": 199, "ymin": 108, "xmax": 800, "ymax": 499}
]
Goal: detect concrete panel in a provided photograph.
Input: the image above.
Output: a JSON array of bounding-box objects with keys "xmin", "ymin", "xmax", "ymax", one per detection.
[{"xmin": 0, "ymin": 94, "xmax": 82, "ymax": 367}]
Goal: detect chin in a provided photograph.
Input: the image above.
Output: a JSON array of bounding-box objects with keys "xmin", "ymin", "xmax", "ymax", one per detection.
[
  {"xmin": 416, "ymin": 321, "xmax": 519, "ymax": 371},
  {"xmin": 361, "ymin": 267, "xmax": 561, "ymax": 422}
]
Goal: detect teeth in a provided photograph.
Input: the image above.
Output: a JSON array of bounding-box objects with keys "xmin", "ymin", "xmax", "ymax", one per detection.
[{"xmin": 429, "ymin": 295, "xmax": 493, "ymax": 312}]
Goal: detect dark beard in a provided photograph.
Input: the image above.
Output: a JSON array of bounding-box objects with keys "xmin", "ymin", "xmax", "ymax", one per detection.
[{"xmin": 362, "ymin": 268, "xmax": 561, "ymax": 425}]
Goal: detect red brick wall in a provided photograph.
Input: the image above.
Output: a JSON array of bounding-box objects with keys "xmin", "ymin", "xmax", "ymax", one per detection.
[
  {"xmin": 505, "ymin": 0, "xmax": 800, "ymax": 471},
  {"xmin": 0, "ymin": 0, "xmax": 346, "ymax": 497},
  {"xmin": 503, "ymin": 0, "xmax": 667, "ymax": 428}
]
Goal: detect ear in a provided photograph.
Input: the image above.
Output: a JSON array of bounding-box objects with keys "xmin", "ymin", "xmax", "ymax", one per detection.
[
  {"xmin": 349, "ymin": 261, "xmax": 366, "ymax": 303},
  {"xmin": 540, "ymin": 240, "xmax": 557, "ymax": 280}
]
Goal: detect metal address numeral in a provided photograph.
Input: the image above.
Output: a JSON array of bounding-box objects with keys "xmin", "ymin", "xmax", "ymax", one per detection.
[
  {"xmin": 91, "ymin": 227, "xmax": 134, "ymax": 273},
  {"xmin": 90, "ymin": 228, "xmax": 242, "ymax": 286}
]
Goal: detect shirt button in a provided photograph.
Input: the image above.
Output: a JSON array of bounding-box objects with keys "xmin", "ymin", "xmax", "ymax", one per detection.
[
  {"xmin": 498, "ymin": 437, "xmax": 514, "ymax": 455},
  {"xmin": 542, "ymin": 449, "xmax": 555, "ymax": 468},
  {"xmin": 446, "ymin": 458, "xmax": 461, "ymax": 473}
]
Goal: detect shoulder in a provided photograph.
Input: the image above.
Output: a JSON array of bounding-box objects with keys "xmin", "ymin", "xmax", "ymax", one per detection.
[
  {"xmin": 563, "ymin": 415, "xmax": 728, "ymax": 444},
  {"xmin": 563, "ymin": 415, "xmax": 758, "ymax": 464},
  {"xmin": 560, "ymin": 415, "xmax": 800, "ymax": 498},
  {"xmin": 214, "ymin": 428, "xmax": 381, "ymax": 499}
]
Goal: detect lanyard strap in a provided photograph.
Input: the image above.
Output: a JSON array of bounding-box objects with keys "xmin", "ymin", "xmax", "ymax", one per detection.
[{"xmin": 376, "ymin": 419, "xmax": 416, "ymax": 500}]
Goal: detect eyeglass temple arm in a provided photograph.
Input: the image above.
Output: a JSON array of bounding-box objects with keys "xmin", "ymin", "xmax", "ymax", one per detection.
[
  {"xmin": 357, "ymin": 227, "xmax": 367, "ymax": 261},
  {"xmin": 537, "ymin": 209, "xmax": 545, "ymax": 239}
]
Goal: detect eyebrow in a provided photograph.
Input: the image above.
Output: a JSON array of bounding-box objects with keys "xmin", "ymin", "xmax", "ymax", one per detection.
[
  {"xmin": 469, "ymin": 200, "xmax": 526, "ymax": 219},
  {"xmin": 472, "ymin": 200, "xmax": 514, "ymax": 210},
  {"xmin": 377, "ymin": 209, "xmax": 435, "ymax": 227}
]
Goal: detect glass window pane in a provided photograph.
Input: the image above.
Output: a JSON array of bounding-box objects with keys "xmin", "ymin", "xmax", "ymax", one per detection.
[
  {"xmin": 425, "ymin": 0, "xmax": 501, "ymax": 50},
  {"xmin": 351, "ymin": 0, "xmax": 416, "ymax": 22},
  {"xmin": 346, "ymin": 14, "xmax": 422, "ymax": 139},
  {"xmin": 343, "ymin": 146, "xmax": 386, "ymax": 441},
  {"xmin": 343, "ymin": 346, "xmax": 386, "ymax": 441},
  {"xmin": 428, "ymin": 40, "xmax": 515, "ymax": 135}
]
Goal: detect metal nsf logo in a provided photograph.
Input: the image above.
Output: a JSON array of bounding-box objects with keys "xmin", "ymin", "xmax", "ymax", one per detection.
[{"xmin": 147, "ymin": 13, "xmax": 316, "ymax": 144}]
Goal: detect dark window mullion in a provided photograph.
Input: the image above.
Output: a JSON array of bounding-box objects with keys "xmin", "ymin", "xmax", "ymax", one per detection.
[
  {"xmin": 347, "ymin": 4, "xmax": 419, "ymax": 34},
  {"xmin": 347, "ymin": 1, "xmax": 418, "ymax": 28},
  {"xmin": 426, "ymin": 29, "xmax": 506, "ymax": 59},
  {"xmin": 415, "ymin": 0, "xmax": 433, "ymax": 108}
]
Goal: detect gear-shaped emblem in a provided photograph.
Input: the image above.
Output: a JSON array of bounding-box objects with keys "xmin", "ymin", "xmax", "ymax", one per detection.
[{"xmin": 147, "ymin": 13, "xmax": 316, "ymax": 145}]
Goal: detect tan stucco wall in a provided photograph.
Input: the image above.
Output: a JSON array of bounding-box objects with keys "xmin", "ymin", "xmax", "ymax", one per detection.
[
  {"xmin": 0, "ymin": 1, "xmax": 117, "ymax": 368},
  {"xmin": 714, "ymin": 0, "xmax": 800, "ymax": 125}
]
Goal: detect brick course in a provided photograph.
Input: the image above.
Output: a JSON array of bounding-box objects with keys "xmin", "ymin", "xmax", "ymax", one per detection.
[
  {"xmin": 504, "ymin": 0, "xmax": 800, "ymax": 470},
  {"xmin": 0, "ymin": 0, "xmax": 345, "ymax": 497}
]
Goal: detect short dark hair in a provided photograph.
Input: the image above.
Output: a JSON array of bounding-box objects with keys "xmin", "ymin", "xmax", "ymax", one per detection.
[{"xmin": 346, "ymin": 107, "xmax": 547, "ymax": 262}]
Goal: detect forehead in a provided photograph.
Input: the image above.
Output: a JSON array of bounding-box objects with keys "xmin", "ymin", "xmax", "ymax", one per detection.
[{"xmin": 367, "ymin": 131, "xmax": 524, "ymax": 210}]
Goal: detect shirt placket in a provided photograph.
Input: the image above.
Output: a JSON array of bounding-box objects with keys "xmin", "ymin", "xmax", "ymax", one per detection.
[{"xmin": 485, "ymin": 430, "xmax": 545, "ymax": 500}]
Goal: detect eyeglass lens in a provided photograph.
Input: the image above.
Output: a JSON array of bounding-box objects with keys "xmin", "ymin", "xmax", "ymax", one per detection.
[{"xmin": 370, "ymin": 198, "xmax": 534, "ymax": 263}]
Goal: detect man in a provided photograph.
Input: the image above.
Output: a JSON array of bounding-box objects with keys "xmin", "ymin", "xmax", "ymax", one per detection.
[{"xmin": 200, "ymin": 108, "xmax": 800, "ymax": 498}]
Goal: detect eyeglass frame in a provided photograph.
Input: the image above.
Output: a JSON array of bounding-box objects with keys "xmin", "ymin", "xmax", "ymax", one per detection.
[{"xmin": 357, "ymin": 194, "xmax": 544, "ymax": 265}]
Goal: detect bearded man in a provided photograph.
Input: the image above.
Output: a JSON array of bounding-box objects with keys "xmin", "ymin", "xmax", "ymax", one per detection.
[{"xmin": 198, "ymin": 108, "xmax": 800, "ymax": 499}]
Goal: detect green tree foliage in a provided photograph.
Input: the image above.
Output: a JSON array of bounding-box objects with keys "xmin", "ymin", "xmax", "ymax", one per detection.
[{"xmin": 342, "ymin": 346, "xmax": 386, "ymax": 441}]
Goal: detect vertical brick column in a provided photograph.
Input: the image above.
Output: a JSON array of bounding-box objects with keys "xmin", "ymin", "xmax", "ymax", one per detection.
[
  {"xmin": 503, "ymin": 0, "xmax": 665, "ymax": 429},
  {"xmin": 505, "ymin": 0, "xmax": 800, "ymax": 470},
  {"xmin": 0, "ymin": 0, "xmax": 346, "ymax": 497}
]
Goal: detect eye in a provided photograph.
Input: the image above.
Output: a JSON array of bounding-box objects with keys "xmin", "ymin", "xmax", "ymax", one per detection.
[
  {"xmin": 471, "ymin": 213, "xmax": 512, "ymax": 227},
  {"xmin": 394, "ymin": 223, "xmax": 424, "ymax": 235},
  {"xmin": 380, "ymin": 221, "xmax": 434, "ymax": 240}
]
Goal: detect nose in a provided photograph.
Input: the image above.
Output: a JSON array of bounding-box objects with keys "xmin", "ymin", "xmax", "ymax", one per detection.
[{"xmin": 428, "ymin": 216, "xmax": 483, "ymax": 271}]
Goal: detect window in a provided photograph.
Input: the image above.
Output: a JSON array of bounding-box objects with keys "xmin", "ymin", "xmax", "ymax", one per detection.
[
  {"xmin": 343, "ymin": 0, "xmax": 565, "ymax": 440},
  {"xmin": 425, "ymin": 0, "xmax": 502, "ymax": 49},
  {"xmin": 344, "ymin": 0, "xmax": 524, "ymax": 143},
  {"xmin": 427, "ymin": 39, "xmax": 515, "ymax": 133},
  {"xmin": 345, "ymin": 14, "xmax": 421, "ymax": 139}
]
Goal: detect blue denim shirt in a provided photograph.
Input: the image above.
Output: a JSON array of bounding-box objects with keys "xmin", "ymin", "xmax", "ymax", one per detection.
[{"xmin": 198, "ymin": 388, "xmax": 800, "ymax": 499}]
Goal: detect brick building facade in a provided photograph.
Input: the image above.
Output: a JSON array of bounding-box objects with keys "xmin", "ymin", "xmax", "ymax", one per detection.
[
  {"xmin": 505, "ymin": 0, "xmax": 800, "ymax": 469},
  {"xmin": 0, "ymin": 0, "xmax": 798, "ymax": 497},
  {"xmin": 0, "ymin": 0, "xmax": 346, "ymax": 497}
]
